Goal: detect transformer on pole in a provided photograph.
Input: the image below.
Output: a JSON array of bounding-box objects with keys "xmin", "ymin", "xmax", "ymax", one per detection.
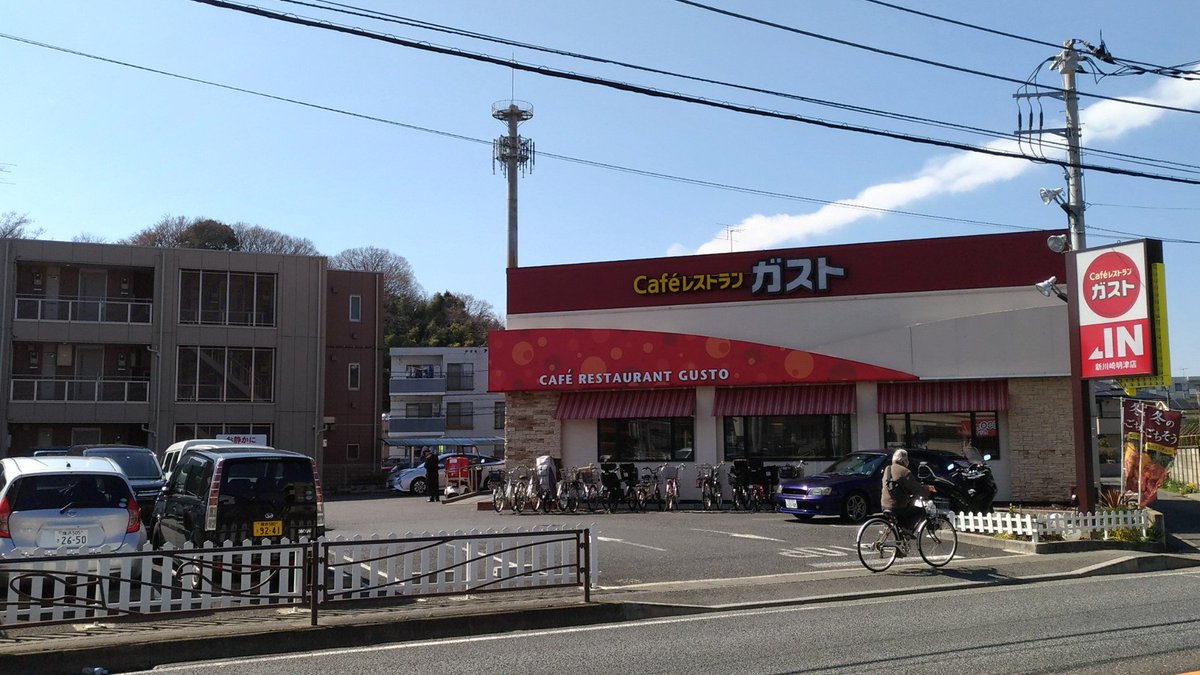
[{"xmin": 492, "ymin": 100, "xmax": 534, "ymax": 269}]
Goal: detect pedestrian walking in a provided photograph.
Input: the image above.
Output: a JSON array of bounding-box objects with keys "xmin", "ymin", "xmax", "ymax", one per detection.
[{"xmin": 423, "ymin": 449, "xmax": 441, "ymax": 502}]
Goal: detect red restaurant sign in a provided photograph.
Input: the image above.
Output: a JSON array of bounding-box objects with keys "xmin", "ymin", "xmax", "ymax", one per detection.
[
  {"xmin": 1074, "ymin": 241, "xmax": 1155, "ymax": 379},
  {"xmin": 488, "ymin": 328, "xmax": 917, "ymax": 393}
]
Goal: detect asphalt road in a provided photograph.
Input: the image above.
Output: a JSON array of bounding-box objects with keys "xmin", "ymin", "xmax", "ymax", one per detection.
[
  {"xmin": 325, "ymin": 493, "xmax": 1016, "ymax": 585},
  {"xmin": 126, "ymin": 568, "xmax": 1200, "ymax": 674}
]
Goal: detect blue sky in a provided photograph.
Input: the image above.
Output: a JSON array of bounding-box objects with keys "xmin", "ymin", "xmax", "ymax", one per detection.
[{"xmin": 3, "ymin": 1, "xmax": 1198, "ymax": 376}]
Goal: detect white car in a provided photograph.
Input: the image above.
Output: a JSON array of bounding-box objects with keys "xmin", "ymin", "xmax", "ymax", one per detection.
[
  {"xmin": 388, "ymin": 453, "xmax": 504, "ymax": 495},
  {"xmin": 0, "ymin": 456, "xmax": 147, "ymax": 555}
]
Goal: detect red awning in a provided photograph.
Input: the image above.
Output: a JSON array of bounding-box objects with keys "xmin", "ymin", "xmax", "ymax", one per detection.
[
  {"xmin": 876, "ymin": 380, "xmax": 1008, "ymax": 413},
  {"xmin": 712, "ymin": 385, "xmax": 856, "ymax": 416},
  {"xmin": 554, "ymin": 389, "xmax": 696, "ymax": 420}
]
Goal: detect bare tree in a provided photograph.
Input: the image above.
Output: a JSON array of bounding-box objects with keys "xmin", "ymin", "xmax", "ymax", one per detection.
[
  {"xmin": 72, "ymin": 233, "xmax": 109, "ymax": 243},
  {"xmin": 234, "ymin": 223, "xmax": 320, "ymax": 255},
  {"xmin": 329, "ymin": 246, "xmax": 423, "ymax": 301},
  {"xmin": 0, "ymin": 212, "xmax": 43, "ymax": 239},
  {"xmin": 118, "ymin": 214, "xmax": 192, "ymax": 247}
]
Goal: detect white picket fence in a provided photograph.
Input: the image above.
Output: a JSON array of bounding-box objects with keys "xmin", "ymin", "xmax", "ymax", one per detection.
[
  {"xmin": 953, "ymin": 509, "xmax": 1152, "ymax": 544},
  {"xmin": 0, "ymin": 526, "xmax": 596, "ymax": 628}
]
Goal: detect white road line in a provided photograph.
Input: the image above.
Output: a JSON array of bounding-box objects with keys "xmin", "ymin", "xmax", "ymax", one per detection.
[
  {"xmin": 596, "ymin": 536, "xmax": 668, "ymax": 552},
  {"xmin": 689, "ymin": 528, "xmax": 788, "ymax": 543}
]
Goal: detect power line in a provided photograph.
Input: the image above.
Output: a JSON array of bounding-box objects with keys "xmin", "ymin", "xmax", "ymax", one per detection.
[
  {"xmin": 3, "ymin": 32, "xmax": 1196, "ymax": 246},
  {"xmin": 672, "ymin": 0, "xmax": 1200, "ymax": 116},
  {"xmin": 186, "ymin": 0, "xmax": 1200, "ymax": 186},
  {"xmin": 860, "ymin": 0, "xmax": 1059, "ymax": 50},
  {"xmin": 282, "ymin": 0, "xmax": 1200, "ymax": 176}
]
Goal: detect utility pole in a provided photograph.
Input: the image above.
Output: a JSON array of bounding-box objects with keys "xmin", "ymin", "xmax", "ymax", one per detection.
[
  {"xmin": 1054, "ymin": 42, "xmax": 1087, "ymax": 251},
  {"xmin": 492, "ymin": 101, "xmax": 534, "ymax": 269}
]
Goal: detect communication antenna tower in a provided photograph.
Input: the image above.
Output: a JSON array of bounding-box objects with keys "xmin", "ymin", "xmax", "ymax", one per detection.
[{"xmin": 492, "ymin": 100, "xmax": 534, "ymax": 269}]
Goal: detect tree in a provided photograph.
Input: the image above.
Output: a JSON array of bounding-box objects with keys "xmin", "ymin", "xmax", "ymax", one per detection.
[
  {"xmin": 119, "ymin": 214, "xmax": 192, "ymax": 247},
  {"xmin": 180, "ymin": 218, "xmax": 239, "ymax": 250},
  {"xmin": 329, "ymin": 246, "xmax": 423, "ymax": 302},
  {"xmin": 386, "ymin": 291, "xmax": 502, "ymax": 348},
  {"xmin": 234, "ymin": 223, "xmax": 319, "ymax": 255},
  {"xmin": 0, "ymin": 212, "xmax": 43, "ymax": 239}
]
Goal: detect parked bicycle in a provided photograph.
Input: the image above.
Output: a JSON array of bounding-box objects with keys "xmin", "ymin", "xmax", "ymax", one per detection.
[
  {"xmin": 696, "ymin": 462, "xmax": 725, "ymax": 511},
  {"xmin": 619, "ymin": 463, "xmax": 644, "ymax": 512},
  {"xmin": 599, "ymin": 463, "xmax": 624, "ymax": 513},
  {"xmin": 855, "ymin": 496, "xmax": 958, "ymax": 572},
  {"xmin": 660, "ymin": 463, "xmax": 685, "ymax": 512},
  {"xmin": 640, "ymin": 465, "xmax": 664, "ymax": 511},
  {"xmin": 729, "ymin": 459, "xmax": 752, "ymax": 511},
  {"xmin": 490, "ymin": 468, "xmax": 509, "ymax": 513},
  {"xmin": 556, "ymin": 466, "xmax": 587, "ymax": 514},
  {"xmin": 577, "ymin": 464, "xmax": 601, "ymax": 512},
  {"xmin": 504, "ymin": 465, "xmax": 532, "ymax": 514}
]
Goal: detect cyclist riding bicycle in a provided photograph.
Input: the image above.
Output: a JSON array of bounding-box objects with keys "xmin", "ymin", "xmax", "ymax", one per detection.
[{"xmin": 881, "ymin": 448, "xmax": 931, "ymax": 539}]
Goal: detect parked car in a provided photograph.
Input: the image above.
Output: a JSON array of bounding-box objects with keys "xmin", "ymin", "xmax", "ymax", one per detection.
[
  {"xmin": 67, "ymin": 445, "xmax": 164, "ymax": 524},
  {"xmin": 773, "ymin": 448, "xmax": 966, "ymax": 523},
  {"xmin": 151, "ymin": 445, "xmax": 324, "ymax": 548},
  {"xmin": 0, "ymin": 456, "xmax": 146, "ymax": 554},
  {"xmin": 388, "ymin": 453, "xmax": 504, "ymax": 495},
  {"xmin": 160, "ymin": 438, "xmax": 240, "ymax": 480}
]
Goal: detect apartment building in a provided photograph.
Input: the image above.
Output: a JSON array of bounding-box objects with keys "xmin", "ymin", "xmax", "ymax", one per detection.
[
  {"xmin": 0, "ymin": 239, "xmax": 326, "ymax": 460},
  {"xmin": 384, "ymin": 347, "xmax": 505, "ymax": 465}
]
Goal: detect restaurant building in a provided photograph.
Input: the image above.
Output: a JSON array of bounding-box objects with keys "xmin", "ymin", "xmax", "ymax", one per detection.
[{"xmin": 489, "ymin": 230, "xmax": 1076, "ymax": 503}]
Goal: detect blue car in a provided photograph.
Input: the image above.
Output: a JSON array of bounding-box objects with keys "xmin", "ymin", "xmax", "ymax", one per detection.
[{"xmin": 774, "ymin": 448, "xmax": 965, "ymax": 523}]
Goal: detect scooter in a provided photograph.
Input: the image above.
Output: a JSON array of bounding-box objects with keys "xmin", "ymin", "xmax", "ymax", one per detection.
[{"xmin": 918, "ymin": 454, "xmax": 997, "ymax": 514}]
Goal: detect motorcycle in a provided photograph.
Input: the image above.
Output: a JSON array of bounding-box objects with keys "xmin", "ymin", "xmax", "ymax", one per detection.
[{"xmin": 917, "ymin": 453, "xmax": 997, "ymax": 514}]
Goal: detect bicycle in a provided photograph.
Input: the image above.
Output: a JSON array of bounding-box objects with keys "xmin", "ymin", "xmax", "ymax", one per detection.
[
  {"xmin": 696, "ymin": 462, "xmax": 725, "ymax": 511},
  {"xmin": 556, "ymin": 466, "xmax": 585, "ymax": 514},
  {"xmin": 599, "ymin": 463, "xmax": 624, "ymax": 513},
  {"xmin": 855, "ymin": 497, "xmax": 958, "ymax": 572},
  {"xmin": 729, "ymin": 459, "xmax": 752, "ymax": 511},
  {"xmin": 506, "ymin": 465, "xmax": 531, "ymax": 514},
  {"xmin": 490, "ymin": 468, "xmax": 509, "ymax": 513},
  {"xmin": 660, "ymin": 463, "xmax": 685, "ymax": 512},
  {"xmin": 577, "ymin": 464, "xmax": 600, "ymax": 512},
  {"xmin": 640, "ymin": 465, "xmax": 664, "ymax": 511},
  {"xmin": 619, "ymin": 463, "xmax": 644, "ymax": 512}
]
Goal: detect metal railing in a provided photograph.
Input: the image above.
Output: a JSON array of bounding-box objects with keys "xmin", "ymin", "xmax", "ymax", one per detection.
[
  {"xmin": 0, "ymin": 527, "xmax": 595, "ymax": 628},
  {"xmin": 10, "ymin": 376, "xmax": 150, "ymax": 402},
  {"xmin": 15, "ymin": 295, "xmax": 152, "ymax": 324}
]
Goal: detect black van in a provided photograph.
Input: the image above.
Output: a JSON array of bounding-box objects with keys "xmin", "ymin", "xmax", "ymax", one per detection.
[
  {"xmin": 68, "ymin": 444, "xmax": 165, "ymax": 524},
  {"xmin": 150, "ymin": 445, "xmax": 324, "ymax": 548}
]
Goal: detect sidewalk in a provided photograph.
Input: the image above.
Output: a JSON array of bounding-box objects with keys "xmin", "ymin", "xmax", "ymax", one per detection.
[{"xmin": 5, "ymin": 492, "xmax": 1200, "ymax": 674}]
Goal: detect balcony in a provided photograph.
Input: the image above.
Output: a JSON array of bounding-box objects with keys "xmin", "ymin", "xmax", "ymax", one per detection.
[
  {"xmin": 387, "ymin": 416, "xmax": 446, "ymax": 434},
  {"xmin": 15, "ymin": 295, "xmax": 152, "ymax": 324},
  {"xmin": 390, "ymin": 374, "xmax": 447, "ymax": 395},
  {"xmin": 11, "ymin": 376, "xmax": 150, "ymax": 403}
]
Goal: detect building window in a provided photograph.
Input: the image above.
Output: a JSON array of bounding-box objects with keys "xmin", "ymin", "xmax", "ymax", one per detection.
[
  {"xmin": 349, "ymin": 294, "xmax": 362, "ymax": 322},
  {"xmin": 173, "ymin": 424, "xmax": 272, "ymax": 444},
  {"xmin": 179, "ymin": 270, "xmax": 276, "ymax": 327},
  {"xmin": 446, "ymin": 402, "xmax": 473, "ymax": 430},
  {"xmin": 348, "ymin": 363, "xmax": 361, "ymax": 391},
  {"xmin": 405, "ymin": 402, "xmax": 436, "ymax": 418},
  {"xmin": 176, "ymin": 347, "xmax": 275, "ymax": 402},
  {"xmin": 346, "ymin": 443, "xmax": 360, "ymax": 460},
  {"xmin": 597, "ymin": 417, "xmax": 694, "ymax": 462},
  {"xmin": 883, "ymin": 411, "xmax": 1000, "ymax": 459},
  {"xmin": 494, "ymin": 401, "xmax": 505, "ymax": 430},
  {"xmin": 446, "ymin": 363, "xmax": 474, "ymax": 391},
  {"xmin": 723, "ymin": 415, "xmax": 851, "ymax": 461}
]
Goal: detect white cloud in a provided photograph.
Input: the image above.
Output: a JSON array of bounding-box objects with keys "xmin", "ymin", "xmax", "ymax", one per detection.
[{"xmin": 675, "ymin": 71, "xmax": 1200, "ymax": 256}]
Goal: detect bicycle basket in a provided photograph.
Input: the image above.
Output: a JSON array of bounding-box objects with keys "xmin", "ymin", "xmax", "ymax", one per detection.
[{"xmin": 577, "ymin": 466, "xmax": 596, "ymax": 484}]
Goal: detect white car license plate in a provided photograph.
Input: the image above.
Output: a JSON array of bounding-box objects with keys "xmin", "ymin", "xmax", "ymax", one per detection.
[
  {"xmin": 785, "ymin": 499, "xmax": 798, "ymax": 509},
  {"xmin": 55, "ymin": 528, "xmax": 88, "ymax": 547}
]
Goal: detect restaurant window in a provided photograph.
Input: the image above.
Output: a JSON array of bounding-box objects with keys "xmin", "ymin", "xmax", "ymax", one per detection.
[
  {"xmin": 597, "ymin": 417, "xmax": 694, "ymax": 462},
  {"xmin": 723, "ymin": 415, "xmax": 851, "ymax": 461},
  {"xmin": 883, "ymin": 411, "xmax": 1000, "ymax": 459}
]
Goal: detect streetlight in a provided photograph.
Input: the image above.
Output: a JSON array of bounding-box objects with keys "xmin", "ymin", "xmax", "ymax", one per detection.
[{"xmin": 1035, "ymin": 276, "xmax": 1069, "ymax": 302}]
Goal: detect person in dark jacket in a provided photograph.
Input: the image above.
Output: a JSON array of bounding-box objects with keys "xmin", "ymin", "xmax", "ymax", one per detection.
[
  {"xmin": 423, "ymin": 449, "xmax": 441, "ymax": 502},
  {"xmin": 880, "ymin": 448, "xmax": 929, "ymax": 536}
]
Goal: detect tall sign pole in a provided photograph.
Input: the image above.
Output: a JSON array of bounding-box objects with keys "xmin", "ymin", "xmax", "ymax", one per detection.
[{"xmin": 492, "ymin": 101, "xmax": 534, "ymax": 269}]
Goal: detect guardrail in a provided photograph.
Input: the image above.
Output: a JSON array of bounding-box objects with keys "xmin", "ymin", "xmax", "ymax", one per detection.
[{"xmin": 0, "ymin": 526, "xmax": 595, "ymax": 628}]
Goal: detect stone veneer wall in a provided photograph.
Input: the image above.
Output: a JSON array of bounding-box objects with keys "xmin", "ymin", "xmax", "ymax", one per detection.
[
  {"xmin": 1007, "ymin": 376, "xmax": 1076, "ymax": 503},
  {"xmin": 503, "ymin": 391, "xmax": 561, "ymax": 467}
]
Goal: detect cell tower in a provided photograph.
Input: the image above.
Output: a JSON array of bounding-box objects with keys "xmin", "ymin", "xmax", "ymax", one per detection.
[{"xmin": 492, "ymin": 100, "xmax": 534, "ymax": 269}]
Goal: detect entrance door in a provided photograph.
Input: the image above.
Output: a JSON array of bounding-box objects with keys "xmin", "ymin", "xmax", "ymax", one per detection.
[
  {"xmin": 77, "ymin": 270, "xmax": 107, "ymax": 321},
  {"xmin": 73, "ymin": 346, "xmax": 103, "ymax": 401}
]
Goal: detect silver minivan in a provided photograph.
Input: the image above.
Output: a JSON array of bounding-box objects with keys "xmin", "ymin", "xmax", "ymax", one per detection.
[{"xmin": 0, "ymin": 456, "xmax": 147, "ymax": 555}]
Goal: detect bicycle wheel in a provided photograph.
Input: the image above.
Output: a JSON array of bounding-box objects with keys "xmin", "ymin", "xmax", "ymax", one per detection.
[
  {"xmin": 635, "ymin": 487, "xmax": 649, "ymax": 512},
  {"xmin": 917, "ymin": 514, "xmax": 958, "ymax": 567},
  {"xmin": 665, "ymin": 486, "xmax": 678, "ymax": 512},
  {"xmin": 564, "ymin": 487, "xmax": 580, "ymax": 514},
  {"xmin": 583, "ymin": 485, "xmax": 597, "ymax": 512},
  {"xmin": 702, "ymin": 485, "xmax": 715, "ymax": 511},
  {"xmin": 856, "ymin": 517, "xmax": 900, "ymax": 572},
  {"xmin": 749, "ymin": 489, "xmax": 762, "ymax": 513},
  {"xmin": 492, "ymin": 485, "xmax": 506, "ymax": 513},
  {"xmin": 513, "ymin": 483, "xmax": 527, "ymax": 514},
  {"xmin": 732, "ymin": 487, "xmax": 747, "ymax": 512}
]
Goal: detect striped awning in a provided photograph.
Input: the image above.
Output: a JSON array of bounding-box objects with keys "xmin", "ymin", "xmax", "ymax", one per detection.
[
  {"xmin": 876, "ymin": 380, "xmax": 1008, "ymax": 413},
  {"xmin": 554, "ymin": 389, "xmax": 696, "ymax": 420},
  {"xmin": 712, "ymin": 385, "xmax": 856, "ymax": 416}
]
